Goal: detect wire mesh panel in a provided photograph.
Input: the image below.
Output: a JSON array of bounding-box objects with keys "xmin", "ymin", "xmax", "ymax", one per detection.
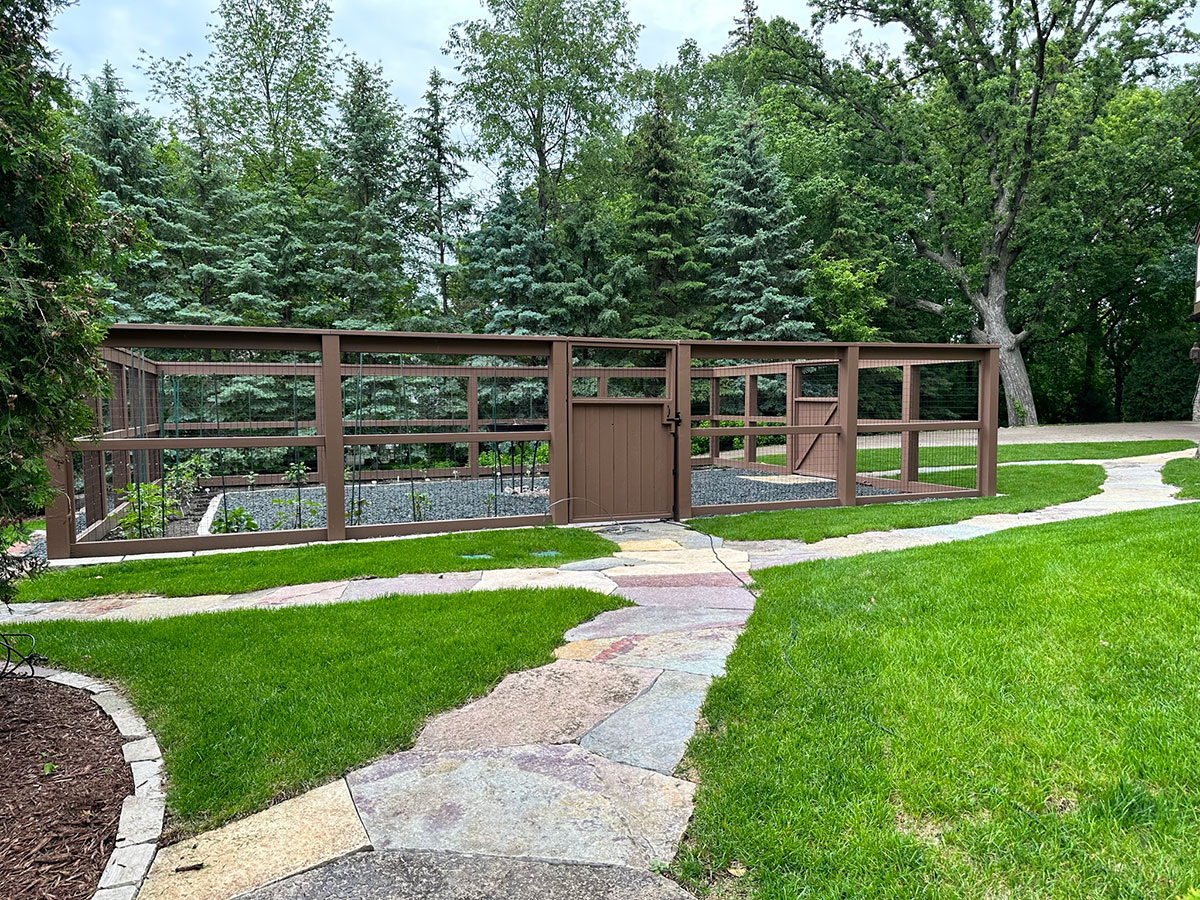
[
  {"xmin": 689, "ymin": 356, "xmax": 844, "ymax": 513},
  {"xmin": 73, "ymin": 344, "xmax": 327, "ymax": 547},
  {"xmin": 856, "ymin": 356, "xmax": 981, "ymax": 499},
  {"xmin": 340, "ymin": 351, "xmax": 552, "ymax": 531}
]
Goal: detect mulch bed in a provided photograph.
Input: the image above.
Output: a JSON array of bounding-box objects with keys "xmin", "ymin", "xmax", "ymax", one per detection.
[{"xmin": 0, "ymin": 677, "xmax": 133, "ymax": 900}]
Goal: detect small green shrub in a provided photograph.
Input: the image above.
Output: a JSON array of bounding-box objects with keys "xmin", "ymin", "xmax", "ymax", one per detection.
[
  {"xmin": 271, "ymin": 496, "xmax": 322, "ymax": 529},
  {"xmin": 165, "ymin": 455, "xmax": 213, "ymax": 500},
  {"xmin": 211, "ymin": 506, "xmax": 259, "ymax": 534},
  {"xmin": 480, "ymin": 443, "xmax": 549, "ymax": 468},
  {"xmin": 118, "ymin": 483, "xmax": 181, "ymax": 538},
  {"xmin": 282, "ymin": 461, "xmax": 309, "ymax": 488}
]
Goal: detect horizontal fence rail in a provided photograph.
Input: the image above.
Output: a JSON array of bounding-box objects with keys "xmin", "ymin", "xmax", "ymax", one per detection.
[{"xmin": 44, "ymin": 326, "xmax": 999, "ymax": 559}]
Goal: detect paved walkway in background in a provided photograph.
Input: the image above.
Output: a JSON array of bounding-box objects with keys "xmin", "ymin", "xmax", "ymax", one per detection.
[{"xmin": 9, "ymin": 448, "xmax": 1196, "ymax": 900}]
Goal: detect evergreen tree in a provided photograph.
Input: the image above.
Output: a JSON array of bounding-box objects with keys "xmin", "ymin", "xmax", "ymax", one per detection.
[
  {"xmin": 73, "ymin": 64, "xmax": 181, "ymax": 321},
  {"xmin": 727, "ymin": 0, "xmax": 758, "ymax": 51},
  {"xmin": 625, "ymin": 91, "xmax": 709, "ymax": 338},
  {"xmin": 704, "ymin": 107, "xmax": 817, "ymax": 341},
  {"xmin": 161, "ymin": 81, "xmax": 270, "ymax": 324},
  {"xmin": 405, "ymin": 69, "xmax": 471, "ymax": 314},
  {"xmin": 312, "ymin": 58, "xmax": 413, "ymax": 329},
  {"xmin": 462, "ymin": 181, "xmax": 558, "ymax": 334}
]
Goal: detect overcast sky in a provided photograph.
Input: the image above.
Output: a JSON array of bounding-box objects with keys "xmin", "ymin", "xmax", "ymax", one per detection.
[{"xmin": 46, "ymin": 0, "xmax": 905, "ymax": 114}]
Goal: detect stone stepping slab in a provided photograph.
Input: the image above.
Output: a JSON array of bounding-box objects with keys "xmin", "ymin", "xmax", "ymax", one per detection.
[
  {"xmin": 564, "ymin": 606, "xmax": 750, "ymax": 642},
  {"xmin": 581, "ymin": 670, "xmax": 711, "ymax": 775},
  {"xmin": 472, "ymin": 567, "xmax": 618, "ymax": 594},
  {"xmin": 615, "ymin": 585, "xmax": 756, "ymax": 609},
  {"xmin": 343, "ymin": 573, "xmax": 482, "ymax": 601},
  {"xmin": 606, "ymin": 572, "xmax": 749, "ymax": 588},
  {"xmin": 557, "ymin": 625, "xmax": 742, "ymax": 677},
  {"xmin": 346, "ymin": 743, "xmax": 695, "ymax": 869},
  {"xmin": 138, "ymin": 780, "xmax": 369, "ymax": 900},
  {"xmin": 241, "ymin": 848, "xmax": 697, "ymax": 900},
  {"xmin": 415, "ymin": 660, "xmax": 658, "ymax": 751}
]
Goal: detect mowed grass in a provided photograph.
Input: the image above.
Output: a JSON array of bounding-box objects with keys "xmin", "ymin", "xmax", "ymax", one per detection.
[
  {"xmin": 677, "ymin": 504, "xmax": 1200, "ymax": 899},
  {"xmin": 18, "ymin": 526, "xmax": 615, "ymax": 602},
  {"xmin": 25, "ymin": 586, "xmax": 627, "ymax": 835},
  {"xmin": 1163, "ymin": 456, "xmax": 1200, "ymax": 498},
  {"xmin": 689, "ymin": 463, "xmax": 1104, "ymax": 542},
  {"xmin": 747, "ymin": 438, "xmax": 1192, "ymax": 470}
]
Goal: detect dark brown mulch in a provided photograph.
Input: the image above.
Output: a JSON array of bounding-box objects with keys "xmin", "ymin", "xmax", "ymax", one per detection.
[{"xmin": 0, "ymin": 678, "xmax": 134, "ymax": 900}]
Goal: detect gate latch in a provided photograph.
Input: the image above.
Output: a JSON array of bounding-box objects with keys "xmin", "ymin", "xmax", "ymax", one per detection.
[{"xmin": 668, "ymin": 409, "xmax": 683, "ymax": 432}]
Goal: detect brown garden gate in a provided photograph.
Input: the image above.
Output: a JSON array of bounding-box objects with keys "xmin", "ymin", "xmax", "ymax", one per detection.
[
  {"xmin": 567, "ymin": 341, "xmax": 677, "ymax": 522},
  {"xmin": 44, "ymin": 326, "xmax": 999, "ymax": 559}
]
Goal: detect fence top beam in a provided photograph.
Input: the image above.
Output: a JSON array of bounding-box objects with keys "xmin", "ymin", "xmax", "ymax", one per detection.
[{"xmin": 102, "ymin": 323, "xmax": 999, "ymax": 359}]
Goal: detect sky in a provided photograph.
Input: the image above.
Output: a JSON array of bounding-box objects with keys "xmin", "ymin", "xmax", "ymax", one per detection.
[{"xmin": 45, "ymin": 0, "xmax": 904, "ymax": 115}]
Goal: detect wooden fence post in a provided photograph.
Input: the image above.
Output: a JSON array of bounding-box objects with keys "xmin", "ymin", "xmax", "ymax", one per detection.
[
  {"xmin": 321, "ymin": 334, "xmax": 346, "ymax": 540},
  {"xmin": 549, "ymin": 340, "xmax": 569, "ymax": 524},
  {"xmin": 837, "ymin": 345, "xmax": 860, "ymax": 506},
  {"xmin": 467, "ymin": 375, "xmax": 480, "ymax": 476},
  {"xmin": 744, "ymin": 374, "xmax": 758, "ymax": 464},
  {"xmin": 674, "ymin": 342, "xmax": 693, "ymax": 520},
  {"xmin": 900, "ymin": 364, "xmax": 921, "ymax": 486},
  {"xmin": 45, "ymin": 451, "xmax": 75, "ymax": 559},
  {"xmin": 977, "ymin": 348, "xmax": 1000, "ymax": 496}
]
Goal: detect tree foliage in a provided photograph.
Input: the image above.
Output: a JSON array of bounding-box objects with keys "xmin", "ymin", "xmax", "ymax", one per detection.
[
  {"xmin": 447, "ymin": 0, "xmax": 639, "ymax": 214},
  {"xmin": 0, "ymin": 0, "xmax": 108, "ymax": 535}
]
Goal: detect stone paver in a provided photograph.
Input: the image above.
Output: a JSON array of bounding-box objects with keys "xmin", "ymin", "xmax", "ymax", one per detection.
[
  {"xmin": 343, "ymin": 574, "xmax": 481, "ymax": 601},
  {"xmin": 347, "ymin": 743, "xmax": 695, "ymax": 868},
  {"xmin": 471, "ymin": 567, "xmax": 617, "ymax": 594},
  {"xmin": 138, "ymin": 780, "xmax": 369, "ymax": 900},
  {"xmin": 606, "ymin": 571, "xmax": 749, "ymax": 588},
  {"xmin": 242, "ymin": 849, "xmax": 697, "ymax": 900},
  {"xmin": 581, "ymin": 670, "xmax": 710, "ymax": 774},
  {"xmin": 564, "ymin": 606, "xmax": 750, "ymax": 641},
  {"xmin": 614, "ymin": 585, "xmax": 756, "ymax": 609},
  {"xmin": 557, "ymin": 625, "xmax": 742, "ymax": 677},
  {"xmin": 416, "ymin": 660, "xmax": 658, "ymax": 751},
  {"xmin": 616, "ymin": 538, "xmax": 685, "ymax": 552}
]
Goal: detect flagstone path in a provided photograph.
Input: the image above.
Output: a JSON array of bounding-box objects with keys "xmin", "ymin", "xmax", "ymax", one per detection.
[{"xmin": 6, "ymin": 449, "xmax": 1194, "ymax": 900}]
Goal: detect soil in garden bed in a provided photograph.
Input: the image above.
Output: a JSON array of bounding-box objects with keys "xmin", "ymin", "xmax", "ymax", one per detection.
[{"xmin": 0, "ymin": 677, "xmax": 134, "ymax": 900}]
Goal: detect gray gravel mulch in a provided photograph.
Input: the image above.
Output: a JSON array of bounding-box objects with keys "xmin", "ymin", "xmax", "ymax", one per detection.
[
  {"xmin": 689, "ymin": 465, "xmax": 900, "ymax": 507},
  {"xmin": 210, "ymin": 475, "xmax": 551, "ymax": 533}
]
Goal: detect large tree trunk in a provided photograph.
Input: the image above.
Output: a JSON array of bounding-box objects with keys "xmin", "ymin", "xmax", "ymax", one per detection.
[
  {"xmin": 973, "ymin": 294, "xmax": 1038, "ymax": 427},
  {"xmin": 1193, "ymin": 371, "xmax": 1200, "ymax": 423}
]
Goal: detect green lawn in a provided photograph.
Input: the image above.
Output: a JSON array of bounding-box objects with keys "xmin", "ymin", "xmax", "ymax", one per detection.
[
  {"xmin": 689, "ymin": 463, "xmax": 1104, "ymax": 542},
  {"xmin": 18, "ymin": 526, "xmax": 615, "ymax": 602},
  {"xmin": 677, "ymin": 504, "xmax": 1200, "ymax": 899},
  {"xmin": 747, "ymin": 438, "xmax": 1193, "ymax": 470},
  {"xmin": 26, "ymin": 586, "xmax": 626, "ymax": 835},
  {"xmin": 1163, "ymin": 456, "xmax": 1200, "ymax": 499}
]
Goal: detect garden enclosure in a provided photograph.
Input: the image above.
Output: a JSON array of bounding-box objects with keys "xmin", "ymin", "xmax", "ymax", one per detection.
[{"xmin": 44, "ymin": 325, "xmax": 999, "ymax": 559}]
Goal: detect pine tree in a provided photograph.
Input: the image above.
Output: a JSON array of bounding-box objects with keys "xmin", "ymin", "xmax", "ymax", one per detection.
[
  {"xmin": 73, "ymin": 63, "xmax": 180, "ymax": 320},
  {"xmin": 160, "ymin": 82, "xmax": 270, "ymax": 325},
  {"xmin": 625, "ymin": 90, "xmax": 709, "ymax": 339},
  {"xmin": 727, "ymin": 0, "xmax": 758, "ymax": 51},
  {"xmin": 313, "ymin": 58, "xmax": 413, "ymax": 329},
  {"xmin": 704, "ymin": 107, "xmax": 818, "ymax": 341},
  {"xmin": 405, "ymin": 68, "xmax": 471, "ymax": 314},
  {"xmin": 463, "ymin": 181, "xmax": 558, "ymax": 334}
]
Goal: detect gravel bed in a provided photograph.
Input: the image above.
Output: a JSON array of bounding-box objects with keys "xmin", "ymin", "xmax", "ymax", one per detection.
[
  {"xmin": 209, "ymin": 475, "xmax": 551, "ymax": 532},
  {"xmin": 690, "ymin": 466, "xmax": 900, "ymax": 507}
]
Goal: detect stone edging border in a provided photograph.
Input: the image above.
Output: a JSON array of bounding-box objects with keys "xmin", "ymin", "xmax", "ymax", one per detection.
[{"xmin": 32, "ymin": 667, "xmax": 164, "ymax": 900}]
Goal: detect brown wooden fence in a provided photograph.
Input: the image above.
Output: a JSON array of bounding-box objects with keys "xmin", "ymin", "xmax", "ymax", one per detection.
[{"xmin": 45, "ymin": 325, "xmax": 999, "ymax": 559}]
